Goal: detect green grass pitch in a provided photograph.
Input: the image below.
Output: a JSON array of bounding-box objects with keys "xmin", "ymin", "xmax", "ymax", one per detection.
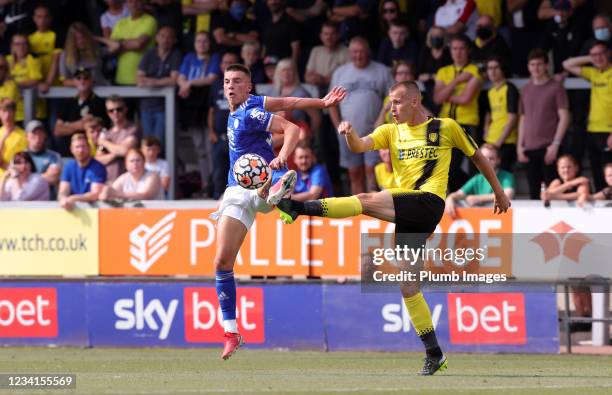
[{"xmin": 1, "ymin": 348, "xmax": 611, "ymax": 394}]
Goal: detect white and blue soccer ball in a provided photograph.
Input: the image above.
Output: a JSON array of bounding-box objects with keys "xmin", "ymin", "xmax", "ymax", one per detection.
[{"xmin": 233, "ymin": 153, "xmax": 271, "ymax": 189}]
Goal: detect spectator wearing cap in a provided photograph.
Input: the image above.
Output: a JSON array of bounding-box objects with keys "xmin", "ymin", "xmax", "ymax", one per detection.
[
  {"xmin": 563, "ymin": 41, "xmax": 612, "ymax": 192},
  {"xmin": 137, "ymin": 26, "xmax": 181, "ymax": 152},
  {"xmin": 58, "ymin": 133, "xmax": 106, "ymax": 210},
  {"xmin": 54, "ymin": 67, "xmax": 108, "ymax": 156},
  {"xmin": 97, "ymin": 95, "xmax": 140, "ymax": 183},
  {"xmin": 25, "ymin": 120, "xmax": 61, "ymax": 189},
  {"xmin": 0, "ymin": 98, "xmax": 26, "ymax": 179},
  {"xmin": 0, "ymin": 151, "xmax": 50, "ymax": 201},
  {"xmin": 102, "ymin": 0, "xmax": 158, "ymax": 85}
]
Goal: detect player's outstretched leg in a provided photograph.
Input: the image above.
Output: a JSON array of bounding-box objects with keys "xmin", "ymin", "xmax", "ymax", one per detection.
[
  {"xmin": 265, "ymin": 170, "xmax": 297, "ymax": 206},
  {"xmin": 214, "ymin": 216, "xmax": 248, "ymax": 360},
  {"xmin": 401, "ymin": 283, "xmax": 447, "ymax": 375},
  {"xmin": 276, "ymin": 196, "xmax": 363, "ymax": 224}
]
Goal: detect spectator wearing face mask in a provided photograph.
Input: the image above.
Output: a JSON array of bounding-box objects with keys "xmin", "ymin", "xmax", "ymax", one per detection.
[
  {"xmin": 472, "ymin": 14, "xmax": 510, "ymax": 70},
  {"xmin": 417, "ymin": 26, "xmax": 451, "ymax": 115}
]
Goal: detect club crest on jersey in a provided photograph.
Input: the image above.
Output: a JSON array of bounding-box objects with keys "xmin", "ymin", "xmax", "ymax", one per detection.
[
  {"xmin": 250, "ymin": 109, "xmax": 266, "ymax": 122},
  {"xmin": 428, "ymin": 132, "xmax": 438, "ymax": 143}
]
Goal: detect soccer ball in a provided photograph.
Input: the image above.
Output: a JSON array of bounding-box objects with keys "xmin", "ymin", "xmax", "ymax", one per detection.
[{"xmin": 233, "ymin": 153, "xmax": 271, "ymax": 189}]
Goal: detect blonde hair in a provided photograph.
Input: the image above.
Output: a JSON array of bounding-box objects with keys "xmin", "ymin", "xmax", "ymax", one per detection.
[
  {"xmin": 273, "ymin": 58, "xmax": 298, "ymax": 93},
  {"xmin": 63, "ymin": 22, "xmax": 100, "ymax": 71}
]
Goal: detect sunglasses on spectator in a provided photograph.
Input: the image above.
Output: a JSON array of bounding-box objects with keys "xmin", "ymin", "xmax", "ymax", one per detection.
[{"xmin": 107, "ymin": 107, "xmax": 125, "ymax": 113}]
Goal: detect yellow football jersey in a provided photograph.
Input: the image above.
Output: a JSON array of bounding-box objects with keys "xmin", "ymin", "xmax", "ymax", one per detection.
[{"xmin": 369, "ymin": 117, "xmax": 478, "ymax": 200}]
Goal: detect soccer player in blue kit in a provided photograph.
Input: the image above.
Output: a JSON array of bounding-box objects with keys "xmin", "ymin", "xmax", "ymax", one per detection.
[{"xmin": 211, "ymin": 63, "xmax": 346, "ymax": 359}]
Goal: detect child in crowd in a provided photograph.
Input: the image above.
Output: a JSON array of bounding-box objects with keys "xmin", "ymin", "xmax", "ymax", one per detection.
[
  {"xmin": 542, "ymin": 154, "xmax": 590, "ymax": 204},
  {"xmin": 141, "ymin": 136, "xmax": 169, "ymax": 193}
]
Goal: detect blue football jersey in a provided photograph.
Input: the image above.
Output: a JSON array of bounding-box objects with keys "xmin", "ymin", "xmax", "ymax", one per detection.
[{"xmin": 226, "ymin": 95, "xmax": 281, "ymax": 187}]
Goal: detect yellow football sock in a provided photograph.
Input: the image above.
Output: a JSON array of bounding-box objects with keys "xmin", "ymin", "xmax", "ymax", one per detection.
[
  {"xmin": 320, "ymin": 196, "xmax": 362, "ymax": 218},
  {"xmin": 403, "ymin": 292, "xmax": 434, "ymax": 336}
]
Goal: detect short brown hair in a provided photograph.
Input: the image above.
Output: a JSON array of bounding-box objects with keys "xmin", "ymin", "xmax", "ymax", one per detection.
[
  {"xmin": 480, "ymin": 143, "xmax": 499, "ymax": 155},
  {"xmin": 126, "ymin": 147, "xmax": 145, "ymax": 161},
  {"xmin": 527, "ymin": 48, "xmax": 548, "ymax": 63},
  {"xmin": 389, "ymin": 80, "xmax": 421, "ymax": 97},
  {"xmin": 84, "ymin": 116, "xmax": 103, "ymax": 129},
  {"xmin": 295, "ymin": 140, "xmax": 313, "ymax": 151},
  {"xmin": 225, "ymin": 63, "xmax": 251, "ymax": 79},
  {"xmin": 105, "ymin": 94, "xmax": 126, "ymax": 107},
  {"xmin": 142, "ymin": 136, "xmax": 161, "ymax": 149},
  {"xmin": 0, "ymin": 98, "xmax": 16, "ymax": 111},
  {"xmin": 71, "ymin": 132, "xmax": 88, "ymax": 144}
]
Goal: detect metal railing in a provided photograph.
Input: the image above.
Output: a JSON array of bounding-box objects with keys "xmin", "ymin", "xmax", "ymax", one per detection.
[
  {"xmin": 20, "ymin": 78, "xmax": 594, "ymax": 200},
  {"xmin": 22, "ymin": 86, "xmax": 178, "ymax": 199}
]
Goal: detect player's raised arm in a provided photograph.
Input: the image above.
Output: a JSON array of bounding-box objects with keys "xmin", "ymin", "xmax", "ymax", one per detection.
[
  {"xmin": 469, "ymin": 150, "xmax": 511, "ymax": 214},
  {"xmin": 264, "ymin": 86, "xmax": 347, "ymax": 113},
  {"xmin": 338, "ymin": 121, "xmax": 374, "ymax": 154},
  {"xmin": 268, "ymin": 114, "xmax": 301, "ymax": 169}
]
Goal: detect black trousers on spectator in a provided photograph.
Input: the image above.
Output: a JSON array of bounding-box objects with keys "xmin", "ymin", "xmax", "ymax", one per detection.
[
  {"xmin": 524, "ymin": 147, "xmax": 559, "ymax": 200},
  {"xmin": 499, "ymin": 143, "xmax": 517, "ymax": 172},
  {"xmin": 449, "ymin": 124, "xmax": 479, "ymax": 193},
  {"xmin": 211, "ymin": 135, "xmax": 230, "ymax": 200},
  {"xmin": 587, "ymin": 132, "xmax": 612, "ymax": 191}
]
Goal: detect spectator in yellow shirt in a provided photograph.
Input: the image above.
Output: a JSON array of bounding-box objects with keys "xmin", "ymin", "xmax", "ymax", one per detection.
[
  {"xmin": 0, "ymin": 99, "xmax": 27, "ymax": 178},
  {"xmin": 0, "ymin": 55, "xmax": 19, "ymax": 104},
  {"xmin": 434, "ymin": 34, "xmax": 482, "ymax": 191},
  {"xmin": 563, "ymin": 41, "xmax": 612, "ymax": 192},
  {"xmin": 28, "ymin": 5, "xmax": 61, "ymax": 92},
  {"xmin": 7, "ymin": 34, "xmax": 44, "ymax": 121},
  {"xmin": 100, "ymin": 0, "xmax": 158, "ymax": 85},
  {"xmin": 483, "ymin": 57, "xmax": 519, "ymax": 171},
  {"xmin": 374, "ymin": 148, "xmax": 397, "ymax": 190}
]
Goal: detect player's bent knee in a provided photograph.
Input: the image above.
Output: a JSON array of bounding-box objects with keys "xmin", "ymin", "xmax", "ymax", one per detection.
[
  {"xmin": 214, "ymin": 256, "xmax": 235, "ymax": 272},
  {"xmin": 400, "ymin": 281, "xmax": 421, "ymax": 298}
]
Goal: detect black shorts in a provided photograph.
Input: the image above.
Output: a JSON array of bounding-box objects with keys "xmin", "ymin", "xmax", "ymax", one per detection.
[{"xmin": 389, "ymin": 189, "xmax": 445, "ymax": 234}]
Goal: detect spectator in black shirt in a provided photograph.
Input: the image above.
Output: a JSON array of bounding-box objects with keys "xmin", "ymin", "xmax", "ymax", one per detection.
[
  {"xmin": 261, "ymin": 0, "xmax": 301, "ymax": 66},
  {"xmin": 54, "ymin": 67, "xmax": 107, "ymax": 156},
  {"xmin": 417, "ymin": 26, "xmax": 451, "ymax": 115},
  {"xmin": 377, "ymin": 19, "xmax": 418, "ymax": 67},
  {"xmin": 207, "ymin": 52, "xmax": 238, "ymax": 199},
  {"xmin": 241, "ymin": 41, "xmax": 267, "ymax": 84},
  {"xmin": 472, "ymin": 14, "xmax": 510, "ymax": 70},
  {"xmin": 211, "ymin": 0, "xmax": 259, "ymax": 55}
]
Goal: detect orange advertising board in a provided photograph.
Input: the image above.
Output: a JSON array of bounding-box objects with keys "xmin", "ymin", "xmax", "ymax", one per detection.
[
  {"xmin": 99, "ymin": 209, "xmax": 310, "ymax": 276},
  {"xmin": 99, "ymin": 208, "xmax": 512, "ymax": 277}
]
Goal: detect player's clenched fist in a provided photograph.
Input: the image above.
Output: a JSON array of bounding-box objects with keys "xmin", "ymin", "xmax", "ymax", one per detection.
[{"xmin": 338, "ymin": 121, "xmax": 354, "ymax": 136}]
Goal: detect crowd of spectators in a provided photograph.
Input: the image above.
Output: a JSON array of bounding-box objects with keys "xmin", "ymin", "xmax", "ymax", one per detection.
[{"xmin": 0, "ymin": 0, "xmax": 610, "ymax": 207}]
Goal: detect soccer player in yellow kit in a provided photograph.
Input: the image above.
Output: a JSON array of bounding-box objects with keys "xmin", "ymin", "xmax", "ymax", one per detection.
[{"xmin": 276, "ymin": 80, "xmax": 511, "ymax": 375}]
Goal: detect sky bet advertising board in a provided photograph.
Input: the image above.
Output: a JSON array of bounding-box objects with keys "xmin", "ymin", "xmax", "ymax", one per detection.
[{"xmin": 0, "ymin": 282, "xmax": 557, "ymax": 353}]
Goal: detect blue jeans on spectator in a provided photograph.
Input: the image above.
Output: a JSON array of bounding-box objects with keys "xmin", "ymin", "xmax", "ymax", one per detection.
[{"xmin": 141, "ymin": 109, "xmax": 166, "ymax": 155}]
